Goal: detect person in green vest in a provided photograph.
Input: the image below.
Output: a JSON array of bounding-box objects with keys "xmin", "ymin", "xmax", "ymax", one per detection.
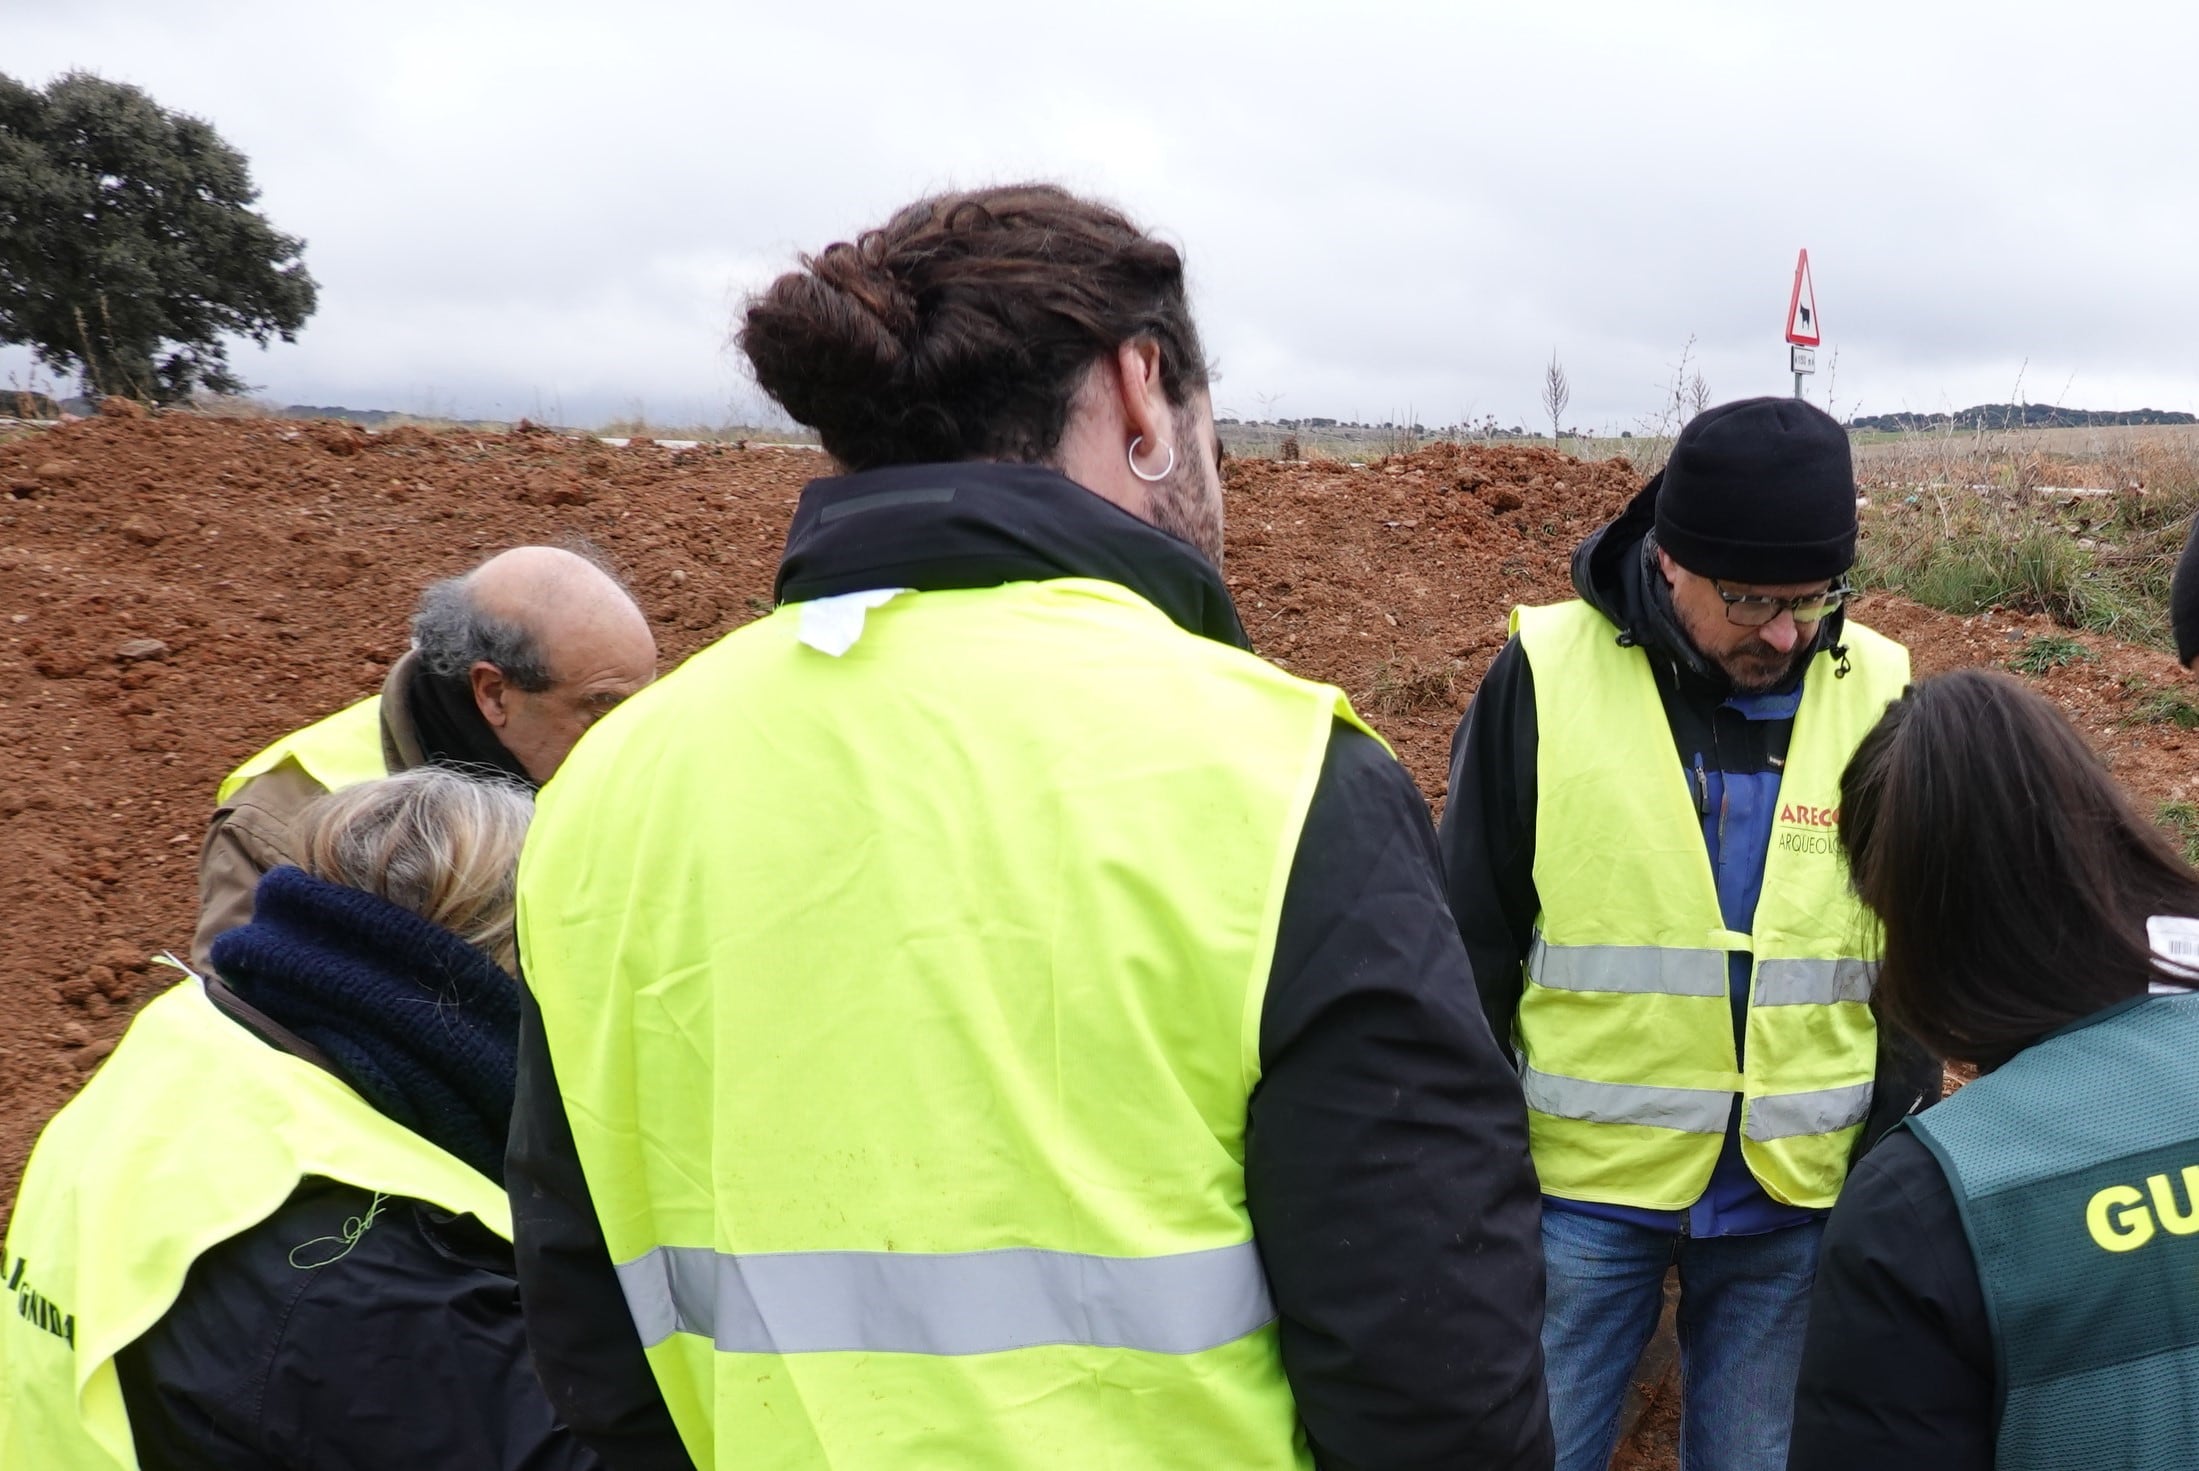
[
  {"xmin": 194, "ymin": 544, "xmax": 657, "ymax": 967},
  {"xmin": 1790, "ymin": 668, "xmax": 2199, "ymax": 1470},
  {"xmin": 507, "ymin": 183, "xmax": 1553, "ymax": 1471},
  {"xmin": 1, "ymin": 767, "xmax": 605, "ymax": 1470},
  {"xmin": 1440, "ymin": 397, "xmax": 1938, "ymax": 1471}
]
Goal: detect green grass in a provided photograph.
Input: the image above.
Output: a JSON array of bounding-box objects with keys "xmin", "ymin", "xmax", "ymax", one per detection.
[
  {"xmin": 2119, "ymin": 677, "xmax": 2199, "ymax": 729},
  {"xmin": 2007, "ymin": 633, "xmax": 2094, "ymax": 675},
  {"xmin": 1862, "ymin": 527, "xmax": 2156, "ymax": 642},
  {"xmin": 2160, "ymin": 802, "xmax": 2199, "ymax": 865}
]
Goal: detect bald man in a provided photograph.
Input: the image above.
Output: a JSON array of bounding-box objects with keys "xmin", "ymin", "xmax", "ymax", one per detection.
[{"xmin": 192, "ymin": 546, "xmax": 657, "ymax": 966}]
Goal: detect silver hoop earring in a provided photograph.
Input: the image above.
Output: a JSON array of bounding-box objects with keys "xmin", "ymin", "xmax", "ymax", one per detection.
[{"xmin": 1127, "ymin": 435, "xmax": 1176, "ymax": 483}]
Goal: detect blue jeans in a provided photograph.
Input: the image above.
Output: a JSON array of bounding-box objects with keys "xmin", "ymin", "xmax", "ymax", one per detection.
[{"xmin": 1540, "ymin": 1208, "xmax": 1824, "ymax": 1471}]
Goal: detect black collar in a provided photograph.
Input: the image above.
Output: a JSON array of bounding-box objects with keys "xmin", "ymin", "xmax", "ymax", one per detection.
[
  {"xmin": 774, "ymin": 463, "xmax": 1248, "ymax": 651},
  {"xmin": 405, "ymin": 658, "xmax": 539, "ymax": 789}
]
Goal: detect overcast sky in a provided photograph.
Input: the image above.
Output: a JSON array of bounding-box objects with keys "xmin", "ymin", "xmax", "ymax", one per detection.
[{"xmin": 7, "ymin": 0, "xmax": 2197, "ymax": 431}]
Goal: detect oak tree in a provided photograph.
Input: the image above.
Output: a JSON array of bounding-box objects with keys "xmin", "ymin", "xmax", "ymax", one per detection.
[{"xmin": 0, "ymin": 71, "xmax": 318, "ymax": 403}]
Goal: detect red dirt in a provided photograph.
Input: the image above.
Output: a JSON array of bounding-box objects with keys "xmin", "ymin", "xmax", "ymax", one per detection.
[
  {"xmin": 4, "ymin": 417, "xmax": 2192, "ymax": 1470},
  {"xmin": 0, "ymin": 414, "xmax": 808, "ymax": 1214},
  {"xmin": 1221, "ymin": 445, "xmax": 2196, "ymax": 815}
]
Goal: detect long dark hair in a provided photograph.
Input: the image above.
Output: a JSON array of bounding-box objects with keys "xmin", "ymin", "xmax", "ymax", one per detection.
[
  {"xmin": 1840, "ymin": 668, "xmax": 2199, "ymax": 1067},
  {"xmin": 739, "ymin": 183, "xmax": 1208, "ymax": 471}
]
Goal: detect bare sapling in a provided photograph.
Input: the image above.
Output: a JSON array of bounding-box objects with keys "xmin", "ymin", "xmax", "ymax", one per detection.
[{"xmin": 1542, "ymin": 352, "xmax": 1570, "ymax": 451}]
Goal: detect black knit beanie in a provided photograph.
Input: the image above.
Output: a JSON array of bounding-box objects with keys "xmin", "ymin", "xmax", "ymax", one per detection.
[
  {"xmin": 1654, "ymin": 396, "xmax": 1857, "ymax": 583},
  {"xmin": 2173, "ymin": 512, "xmax": 2199, "ymax": 667}
]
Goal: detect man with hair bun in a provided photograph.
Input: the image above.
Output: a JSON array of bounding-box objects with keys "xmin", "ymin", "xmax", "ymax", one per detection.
[
  {"xmin": 511, "ymin": 183, "xmax": 1552, "ymax": 1470},
  {"xmin": 194, "ymin": 545, "xmax": 655, "ymax": 966}
]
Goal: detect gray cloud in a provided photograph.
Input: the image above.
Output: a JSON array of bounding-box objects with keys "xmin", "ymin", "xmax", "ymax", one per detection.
[{"xmin": 7, "ymin": 0, "xmax": 2197, "ymax": 429}]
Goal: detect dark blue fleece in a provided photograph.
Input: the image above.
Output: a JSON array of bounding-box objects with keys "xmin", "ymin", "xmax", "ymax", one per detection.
[{"xmin": 209, "ymin": 866, "xmax": 519, "ymax": 1181}]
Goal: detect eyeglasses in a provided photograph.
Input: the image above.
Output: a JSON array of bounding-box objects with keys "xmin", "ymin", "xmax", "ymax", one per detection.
[{"xmin": 1712, "ymin": 580, "xmax": 1851, "ymax": 628}]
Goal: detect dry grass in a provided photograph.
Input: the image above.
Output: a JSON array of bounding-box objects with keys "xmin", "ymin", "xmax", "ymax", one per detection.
[
  {"xmin": 1366, "ymin": 656, "xmax": 1462, "ymax": 717},
  {"xmin": 1853, "ymin": 426, "xmax": 2199, "ymax": 650},
  {"xmin": 597, "ymin": 414, "xmax": 816, "ymax": 445}
]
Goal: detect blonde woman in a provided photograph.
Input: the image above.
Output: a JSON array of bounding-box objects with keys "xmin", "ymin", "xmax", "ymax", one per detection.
[{"xmin": 1, "ymin": 769, "xmax": 602, "ymax": 1470}]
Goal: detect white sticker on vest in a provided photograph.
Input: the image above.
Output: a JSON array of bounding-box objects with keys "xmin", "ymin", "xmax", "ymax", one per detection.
[
  {"xmin": 796, "ymin": 588, "xmax": 911, "ymax": 657},
  {"xmin": 2147, "ymin": 915, "xmax": 2199, "ymax": 982}
]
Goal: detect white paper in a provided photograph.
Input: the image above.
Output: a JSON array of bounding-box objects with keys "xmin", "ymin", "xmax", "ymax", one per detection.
[
  {"xmin": 2147, "ymin": 915, "xmax": 2199, "ymax": 988},
  {"xmin": 796, "ymin": 588, "xmax": 910, "ymax": 657}
]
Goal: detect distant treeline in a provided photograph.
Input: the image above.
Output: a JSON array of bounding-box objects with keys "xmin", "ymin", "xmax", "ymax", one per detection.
[
  {"xmin": 1848, "ymin": 404, "xmax": 2197, "ymax": 432},
  {"xmin": 279, "ymin": 405, "xmax": 514, "ymax": 432},
  {"xmin": 7, "ymin": 397, "xmax": 421, "ymax": 426},
  {"xmin": 281, "ymin": 405, "xmax": 412, "ymax": 425}
]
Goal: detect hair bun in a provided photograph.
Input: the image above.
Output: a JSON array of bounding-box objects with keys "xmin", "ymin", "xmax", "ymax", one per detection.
[
  {"xmin": 741, "ymin": 257, "xmax": 911, "ymax": 452},
  {"xmin": 810, "ymin": 237, "xmax": 920, "ymax": 341},
  {"xmin": 737, "ymin": 183, "xmax": 1207, "ymax": 470}
]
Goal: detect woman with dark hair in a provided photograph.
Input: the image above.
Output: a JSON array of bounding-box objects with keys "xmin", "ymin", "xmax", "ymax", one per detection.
[
  {"xmin": 1789, "ymin": 667, "xmax": 2199, "ymax": 1470},
  {"xmin": 1, "ymin": 769, "xmax": 601, "ymax": 1470}
]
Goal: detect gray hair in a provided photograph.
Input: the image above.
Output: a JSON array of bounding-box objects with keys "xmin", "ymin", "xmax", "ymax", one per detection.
[
  {"xmin": 295, "ymin": 768, "xmax": 535, "ymax": 972},
  {"xmin": 409, "ymin": 542, "xmax": 636, "ymax": 693},
  {"xmin": 410, "ymin": 576, "xmax": 554, "ymax": 691}
]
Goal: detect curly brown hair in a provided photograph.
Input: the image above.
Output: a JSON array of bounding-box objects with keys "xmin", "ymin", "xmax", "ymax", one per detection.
[{"xmin": 738, "ymin": 183, "xmax": 1209, "ymax": 470}]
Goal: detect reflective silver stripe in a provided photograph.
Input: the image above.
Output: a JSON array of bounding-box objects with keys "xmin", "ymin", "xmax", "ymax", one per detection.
[
  {"xmin": 1744, "ymin": 1082, "xmax": 1874, "ymax": 1141},
  {"xmin": 1520, "ymin": 1064, "xmax": 1732, "ymax": 1134},
  {"xmin": 1754, "ymin": 958, "xmax": 1876, "ymax": 1006},
  {"xmin": 1527, "ymin": 937, "xmax": 1728, "ymax": 997},
  {"xmin": 614, "ymin": 1240, "xmax": 1275, "ymax": 1356}
]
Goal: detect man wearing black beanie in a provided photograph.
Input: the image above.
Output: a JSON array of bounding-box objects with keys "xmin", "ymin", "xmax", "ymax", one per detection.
[{"xmin": 1439, "ymin": 398, "xmax": 1934, "ymax": 1471}]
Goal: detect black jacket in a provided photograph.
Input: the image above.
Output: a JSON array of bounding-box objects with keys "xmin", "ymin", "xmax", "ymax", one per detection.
[
  {"xmin": 1437, "ymin": 483, "xmax": 1940, "ymax": 1160},
  {"xmin": 112, "ymin": 987, "xmax": 601, "ymax": 1471},
  {"xmin": 506, "ymin": 463, "xmax": 1554, "ymax": 1471},
  {"xmin": 1786, "ymin": 1129, "xmax": 1991, "ymax": 1470}
]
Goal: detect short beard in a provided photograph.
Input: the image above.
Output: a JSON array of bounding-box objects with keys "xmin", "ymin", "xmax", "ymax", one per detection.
[
  {"xmin": 1718, "ymin": 640, "xmax": 1809, "ymax": 693},
  {"xmin": 1143, "ymin": 407, "xmax": 1224, "ymax": 571}
]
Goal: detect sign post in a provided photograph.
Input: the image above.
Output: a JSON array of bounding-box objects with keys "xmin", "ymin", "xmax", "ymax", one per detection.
[{"xmin": 1785, "ymin": 249, "xmax": 1820, "ymax": 399}]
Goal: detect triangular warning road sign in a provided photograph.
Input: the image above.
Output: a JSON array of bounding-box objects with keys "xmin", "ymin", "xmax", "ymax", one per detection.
[{"xmin": 1786, "ymin": 250, "xmax": 1821, "ymax": 346}]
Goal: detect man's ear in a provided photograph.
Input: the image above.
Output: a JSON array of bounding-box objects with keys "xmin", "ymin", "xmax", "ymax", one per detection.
[
  {"xmin": 470, "ymin": 661, "xmax": 511, "ymax": 729},
  {"xmin": 1113, "ymin": 338, "xmax": 1171, "ymax": 451},
  {"xmin": 1655, "ymin": 545, "xmax": 1680, "ymax": 584}
]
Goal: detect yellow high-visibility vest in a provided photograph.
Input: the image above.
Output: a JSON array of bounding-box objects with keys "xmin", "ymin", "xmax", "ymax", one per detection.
[
  {"xmin": 0, "ymin": 982, "xmax": 509, "ymax": 1469},
  {"xmin": 519, "ymin": 577, "xmax": 1374, "ymax": 1470},
  {"xmin": 1513, "ymin": 599, "xmax": 1909, "ymax": 1210},
  {"xmin": 216, "ymin": 695, "xmax": 388, "ymax": 805}
]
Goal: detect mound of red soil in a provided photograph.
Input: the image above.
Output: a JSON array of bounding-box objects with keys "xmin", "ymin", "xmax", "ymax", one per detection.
[
  {"xmin": 3, "ymin": 416, "xmax": 2191, "ymax": 1242},
  {"xmin": 0, "ymin": 415, "xmax": 810, "ymax": 1209},
  {"xmin": 1221, "ymin": 442, "xmax": 1644, "ymax": 798}
]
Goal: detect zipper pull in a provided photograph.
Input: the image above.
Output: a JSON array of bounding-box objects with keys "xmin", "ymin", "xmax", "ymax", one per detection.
[{"xmin": 1692, "ymin": 753, "xmax": 1710, "ymax": 818}]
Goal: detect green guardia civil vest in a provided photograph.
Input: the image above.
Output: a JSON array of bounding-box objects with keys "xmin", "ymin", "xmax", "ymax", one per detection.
[
  {"xmin": 1907, "ymin": 992, "xmax": 2199, "ymax": 1470},
  {"xmin": 1512, "ymin": 600, "xmax": 1909, "ymax": 1210},
  {"xmin": 216, "ymin": 694, "xmax": 388, "ymax": 805},
  {"xmin": 519, "ymin": 577, "xmax": 1372, "ymax": 1471},
  {"xmin": 0, "ymin": 980, "xmax": 510, "ymax": 1470}
]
